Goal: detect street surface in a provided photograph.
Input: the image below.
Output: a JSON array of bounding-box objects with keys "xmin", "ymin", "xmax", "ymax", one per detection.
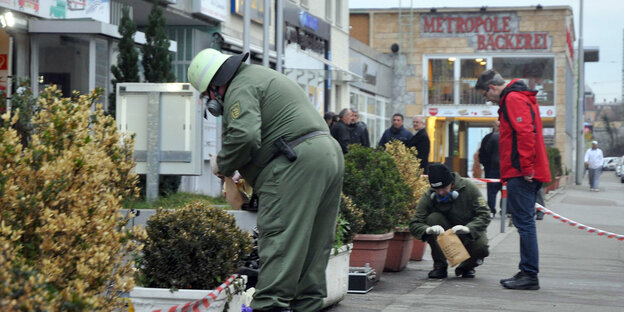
[{"xmin": 327, "ymin": 173, "xmax": 624, "ymax": 312}]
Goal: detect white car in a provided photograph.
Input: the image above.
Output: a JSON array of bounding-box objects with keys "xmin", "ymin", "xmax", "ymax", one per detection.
[
  {"xmin": 603, "ymin": 157, "xmax": 618, "ymax": 171},
  {"xmin": 615, "ymin": 156, "xmax": 624, "ymax": 177}
]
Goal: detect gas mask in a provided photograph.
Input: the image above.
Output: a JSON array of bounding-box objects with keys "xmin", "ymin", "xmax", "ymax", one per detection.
[
  {"xmin": 431, "ymin": 190, "xmax": 459, "ymax": 203},
  {"xmin": 205, "ymin": 86, "xmax": 224, "ymax": 117}
]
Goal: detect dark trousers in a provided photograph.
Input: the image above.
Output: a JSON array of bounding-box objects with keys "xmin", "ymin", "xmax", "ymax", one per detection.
[
  {"xmin": 486, "ymin": 182, "xmax": 502, "ymax": 214},
  {"xmin": 506, "ymin": 177, "xmax": 542, "ymax": 274},
  {"xmin": 425, "ymin": 212, "xmax": 489, "ymax": 270}
]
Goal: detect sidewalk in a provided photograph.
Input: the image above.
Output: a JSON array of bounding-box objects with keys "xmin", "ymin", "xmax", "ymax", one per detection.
[{"xmin": 327, "ymin": 174, "xmax": 624, "ymax": 311}]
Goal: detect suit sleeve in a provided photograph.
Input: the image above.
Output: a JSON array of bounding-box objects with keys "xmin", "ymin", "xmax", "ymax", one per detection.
[
  {"xmin": 505, "ymin": 93, "xmax": 537, "ymax": 176},
  {"xmin": 217, "ymin": 85, "xmax": 262, "ymax": 177}
]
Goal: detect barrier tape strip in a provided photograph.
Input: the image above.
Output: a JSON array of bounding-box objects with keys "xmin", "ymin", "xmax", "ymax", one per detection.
[
  {"xmin": 152, "ymin": 274, "xmax": 238, "ymax": 312},
  {"xmin": 535, "ymin": 203, "xmax": 624, "ymax": 241}
]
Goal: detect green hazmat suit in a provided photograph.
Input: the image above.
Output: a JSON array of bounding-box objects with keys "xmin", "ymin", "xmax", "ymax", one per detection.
[
  {"xmin": 216, "ymin": 63, "xmax": 344, "ymax": 312},
  {"xmin": 410, "ymin": 173, "xmax": 491, "ymax": 271}
]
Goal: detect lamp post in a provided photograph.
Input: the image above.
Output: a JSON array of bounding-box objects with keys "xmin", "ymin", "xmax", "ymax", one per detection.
[{"xmin": 575, "ymin": 0, "xmax": 585, "ymax": 185}]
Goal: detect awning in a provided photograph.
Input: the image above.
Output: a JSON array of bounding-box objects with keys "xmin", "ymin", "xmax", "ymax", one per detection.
[{"xmin": 28, "ymin": 19, "xmax": 177, "ymax": 53}]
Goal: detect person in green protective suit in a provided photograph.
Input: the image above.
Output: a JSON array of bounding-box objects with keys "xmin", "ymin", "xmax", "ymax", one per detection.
[
  {"xmin": 188, "ymin": 49, "xmax": 344, "ymax": 312},
  {"xmin": 409, "ymin": 164, "xmax": 491, "ymax": 279}
]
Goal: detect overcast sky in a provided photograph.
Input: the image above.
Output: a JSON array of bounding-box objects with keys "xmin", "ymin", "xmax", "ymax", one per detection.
[{"xmin": 349, "ymin": 0, "xmax": 624, "ymax": 103}]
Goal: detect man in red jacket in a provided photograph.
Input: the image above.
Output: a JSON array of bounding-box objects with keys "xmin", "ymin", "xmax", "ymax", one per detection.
[{"xmin": 475, "ymin": 70, "xmax": 551, "ymax": 290}]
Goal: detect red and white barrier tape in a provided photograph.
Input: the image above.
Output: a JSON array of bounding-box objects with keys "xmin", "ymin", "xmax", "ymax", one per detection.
[
  {"xmin": 535, "ymin": 203, "xmax": 624, "ymax": 241},
  {"xmin": 153, "ymin": 274, "xmax": 239, "ymax": 312},
  {"xmin": 470, "ymin": 177, "xmax": 501, "ymax": 184}
]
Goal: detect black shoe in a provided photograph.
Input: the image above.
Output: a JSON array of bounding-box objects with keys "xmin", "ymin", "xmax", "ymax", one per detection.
[
  {"xmin": 501, "ymin": 272, "xmax": 540, "ymax": 290},
  {"xmin": 455, "ymin": 267, "xmax": 475, "ymax": 278},
  {"xmin": 500, "ymin": 271, "xmax": 523, "ymax": 284},
  {"xmin": 536, "ymin": 210, "xmax": 545, "ymax": 220},
  {"xmin": 428, "ymin": 267, "xmax": 448, "ymax": 279}
]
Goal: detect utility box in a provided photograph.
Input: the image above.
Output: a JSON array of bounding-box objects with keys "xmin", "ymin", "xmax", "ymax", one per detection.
[{"xmin": 116, "ymin": 83, "xmax": 203, "ymax": 176}]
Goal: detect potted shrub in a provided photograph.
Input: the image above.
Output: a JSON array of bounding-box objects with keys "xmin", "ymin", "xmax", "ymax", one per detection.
[
  {"xmin": 545, "ymin": 147, "xmax": 563, "ymax": 193},
  {"xmin": 0, "ymin": 85, "xmax": 144, "ymax": 310},
  {"xmin": 342, "ymin": 144, "xmax": 412, "ymax": 280},
  {"xmin": 131, "ymin": 202, "xmax": 253, "ymax": 312},
  {"xmin": 383, "ymin": 141, "xmax": 429, "ymax": 271}
]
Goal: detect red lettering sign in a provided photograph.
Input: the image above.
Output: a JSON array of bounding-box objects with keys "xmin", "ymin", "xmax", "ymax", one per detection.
[
  {"xmin": 424, "ymin": 17, "xmax": 435, "ymax": 33},
  {"xmin": 429, "ymin": 108, "xmax": 438, "ymax": 116}
]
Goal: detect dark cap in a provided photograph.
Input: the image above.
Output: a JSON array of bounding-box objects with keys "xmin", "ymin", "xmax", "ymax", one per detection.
[
  {"xmin": 428, "ymin": 164, "xmax": 453, "ymax": 188},
  {"xmin": 210, "ymin": 52, "xmax": 249, "ymax": 86},
  {"xmin": 475, "ymin": 69, "xmax": 499, "ymax": 91}
]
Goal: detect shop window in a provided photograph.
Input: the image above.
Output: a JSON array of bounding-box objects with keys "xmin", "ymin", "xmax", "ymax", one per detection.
[
  {"xmin": 428, "ymin": 59, "xmax": 454, "ymax": 104},
  {"xmin": 492, "ymin": 57, "xmax": 554, "ymax": 106},
  {"xmin": 460, "ymin": 58, "xmax": 486, "ymax": 104}
]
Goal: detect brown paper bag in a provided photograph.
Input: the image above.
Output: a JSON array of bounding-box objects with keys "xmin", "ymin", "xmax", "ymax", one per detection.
[
  {"xmin": 436, "ymin": 229, "xmax": 470, "ymax": 267},
  {"xmin": 224, "ymin": 177, "xmax": 244, "ymax": 209}
]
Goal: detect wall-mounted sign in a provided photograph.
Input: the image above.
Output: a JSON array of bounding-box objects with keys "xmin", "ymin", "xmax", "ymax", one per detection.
[
  {"xmin": 299, "ymin": 10, "xmax": 318, "ymax": 31},
  {"xmin": 426, "ymin": 105, "xmax": 555, "ymax": 118},
  {"xmin": 193, "ymin": 0, "xmax": 227, "ymax": 22},
  {"xmin": 420, "ymin": 12, "xmax": 551, "ymax": 52},
  {"xmin": 1, "ymin": 0, "xmax": 110, "ymax": 23},
  {"xmin": 231, "ymin": 0, "xmax": 265, "ymax": 24}
]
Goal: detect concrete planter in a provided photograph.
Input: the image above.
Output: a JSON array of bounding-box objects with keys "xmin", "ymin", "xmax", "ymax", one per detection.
[
  {"xmin": 323, "ymin": 244, "xmax": 352, "ymax": 308},
  {"xmin": 130, "ymin": 276, "xmax": 247, "ymax": 312}
]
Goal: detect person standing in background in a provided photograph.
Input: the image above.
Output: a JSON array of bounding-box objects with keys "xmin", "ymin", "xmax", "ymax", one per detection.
[
  {"xmin": 350, "ymin": 109, "xmax": 370, "ymax": 147},
  {"xmin": 478, "ymin": 120, "xmax": 502, "ymax": 218},
  {"xmin": 378, "ymin": 113, "xmax": 412, "ymax": 147},
  {"xmin": 584, "ymin": 140, "xmax": 604, "ymax": 192},
  {"xmin": 330, "ymin": 108, "xmax": 355, "ymax": 154},
  {"xmin": 406, "ymin": 115, "xmax": 430, "ymax": 174}
]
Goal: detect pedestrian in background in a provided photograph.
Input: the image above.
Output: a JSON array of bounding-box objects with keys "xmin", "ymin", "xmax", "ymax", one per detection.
[
  {"xmin": 350, "ymin": 109, "xmax": 370, "ymax": 147},
  {"xmin": 406, "ymin": 115, "xmax": 430, "ymax": 174},
  {"xmin": 378, "ymin": 113, "xmax": 412, "ymax": 147},
  {"xmin": 188, "ymin": 49, "xmax": 344, "ymax": 311},
  {"xmin": 409, "ymin": 164, "xmax": 491, "ymax": 279},
  {"xmin": 331, "ymin": 108, "xmax": 355, "ymax": 154},
  {"xmin": 324, "ymin": 111, "xmax": 337, "ymax": 129},
  {"xmin": 478, "ymin": 120, "xmax": 502, "ymax": 218},
  {"xmin": 584, "ymin": 140, "xmax": 603, "ymax": 192},
  {"xmin": 476, "ymin": 69, "xmax": 551, "ymax": 290}
]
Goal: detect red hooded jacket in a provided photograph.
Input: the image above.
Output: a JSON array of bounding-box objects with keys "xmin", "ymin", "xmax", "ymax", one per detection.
[{"xmin": 497, "ymin": 79, "xmax": 551, "ymax": 183}]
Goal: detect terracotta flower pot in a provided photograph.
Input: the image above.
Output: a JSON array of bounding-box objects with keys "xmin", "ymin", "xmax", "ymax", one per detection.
[
  {"xmin": 410, "ymin": 239, "xmax": 427, "ymax": 261},
  {"xmin": 349, "ymin": 232, "xmax": 394, "ymax": 281},
  {"xmin": 384, "ymin": 231, "xmax": 414, "ymax": 272}
]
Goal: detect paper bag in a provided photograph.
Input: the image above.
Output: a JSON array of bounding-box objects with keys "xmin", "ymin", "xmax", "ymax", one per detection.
[{"xmin": 436, "ymin": 229, "xmax": 470, "ymax": 267}]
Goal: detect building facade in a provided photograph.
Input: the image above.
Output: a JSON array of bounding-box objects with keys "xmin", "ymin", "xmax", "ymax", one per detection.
[
  {"xmin": 350, "ymin": 6, "xmax": 577, "ymax": 178},
  {"xmin": 1, "ymin": 0, "xmax": 351, "ymax": 196}
]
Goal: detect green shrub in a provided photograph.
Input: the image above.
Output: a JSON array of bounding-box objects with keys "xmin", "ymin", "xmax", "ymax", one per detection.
[
  {"xmin": 546, "ymin": 147, "xmax": 563, "ymax": 185},
  {"xmin": 0, "ymin": 85, "xmax": 143, "ymax": 311},
  {"xmin": 343, "ymin": 144, "xmax": 412, "ymax": 234},
  {"xmin": 137, "ymin": 202, "xmax": 252, "ymax": 290}
]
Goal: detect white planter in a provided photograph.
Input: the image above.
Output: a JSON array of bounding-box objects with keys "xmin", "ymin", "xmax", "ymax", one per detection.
[
  {"xmin": 130, "ymin": 276, "xmax": 247, "ymax": 312},
  {"xmin": 322, "ymin": 244, "xmax": 352, "ymax": 308}
]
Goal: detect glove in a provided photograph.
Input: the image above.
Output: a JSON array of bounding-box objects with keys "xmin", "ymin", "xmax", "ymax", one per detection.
[
  {"xmin": 452, "ymin": 225, "xmax": 470, "ymax": 234},
  {"xmin": 425, "ymin": 225, "xmax": 444, "ymax": 235},
  {"xmin": 209, "ymin": 154, "xmax": 222, "ymax": 177}
]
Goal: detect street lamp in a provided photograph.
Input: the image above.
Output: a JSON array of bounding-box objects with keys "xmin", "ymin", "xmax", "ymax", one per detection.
[{"xmin": 0, "ymin": 11, "xmax": 15, "ymax": 28}]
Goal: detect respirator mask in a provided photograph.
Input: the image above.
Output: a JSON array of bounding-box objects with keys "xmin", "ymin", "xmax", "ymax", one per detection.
[
  {"xmin": 204, "ymin": 86, "xmax": 224, "ymax": 117},
  {"xmin": 431, "ymin": 190, "xmax": 459, "ymax": 203}
]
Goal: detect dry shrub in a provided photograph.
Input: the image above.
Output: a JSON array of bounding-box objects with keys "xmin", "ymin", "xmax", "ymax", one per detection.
[
  {"xmin": 384, "ymin": 141, "xmax": 430, "ymax": 228},
  {"xmin": 0, "ymin": 86, "xmax": 144, "ymax": 311}
]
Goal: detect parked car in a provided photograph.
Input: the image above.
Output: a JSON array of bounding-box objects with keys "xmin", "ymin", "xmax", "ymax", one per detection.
[
  {"xmin": 603, "ymin": 157, "xmax": 618, "ymax": 171},
  {"xmin": 615, "ymin": 156, "xmax": 624, "ymax": 177}
]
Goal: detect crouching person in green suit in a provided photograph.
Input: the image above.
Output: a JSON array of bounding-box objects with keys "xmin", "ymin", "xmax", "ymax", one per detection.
[
  {"xmin": 188, "ymin": 49, "xmax": 344, "ymax": 312},
  {"xmin": 410, "ymin": 164, "xmax": 491, "ymax": 279}
]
